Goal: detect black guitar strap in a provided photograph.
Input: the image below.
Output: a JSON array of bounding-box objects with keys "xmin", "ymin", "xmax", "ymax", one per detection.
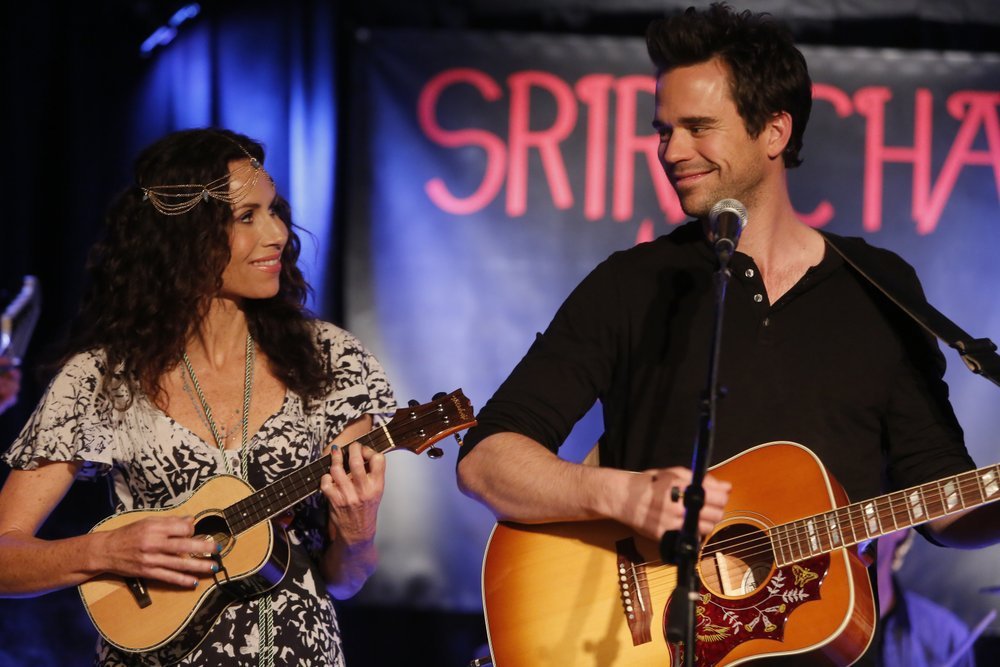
[{"xmin": 822, "ymin": 232, "xmax": 1000, "ymax": 389}]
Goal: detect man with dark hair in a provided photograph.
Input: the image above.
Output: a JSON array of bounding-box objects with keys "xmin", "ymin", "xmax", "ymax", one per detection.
[
  {"xmin": 645, "ymin": 2, "xmax": 812, "ymax": 169},
  {"xmin": 458, "ymin": 3, "xmax": 1000, "ymax": 665}
]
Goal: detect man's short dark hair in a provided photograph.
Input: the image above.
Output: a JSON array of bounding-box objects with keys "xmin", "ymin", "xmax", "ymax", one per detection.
[{"xmin": 646, "ymin": 2, "xmax": 812, "ymax": 168}]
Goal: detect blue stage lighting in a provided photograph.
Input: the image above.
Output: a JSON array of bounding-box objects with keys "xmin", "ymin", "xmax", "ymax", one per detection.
[{"xmin": 139, "ymin": 3, "xmax": 201, "ymax": 56}]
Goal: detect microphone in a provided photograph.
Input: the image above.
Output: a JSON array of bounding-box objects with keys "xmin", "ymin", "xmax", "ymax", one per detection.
[{"xmin": 707, "ymin": 198, "xmax": 748, "ymax": 265}]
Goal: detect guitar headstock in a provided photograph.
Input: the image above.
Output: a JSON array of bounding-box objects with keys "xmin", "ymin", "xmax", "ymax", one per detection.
[{"xmin": 385, "ymin": 389, "xmax": 477, "ymax": 457}]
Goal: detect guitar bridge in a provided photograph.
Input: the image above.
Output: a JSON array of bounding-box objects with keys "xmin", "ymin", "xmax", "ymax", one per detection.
[
  {"xmin": 616, "ymin": 537, "xmax": 652, "ymax": 646},
  {"xmin": 210, "ymin": 553, "xmax": 233, "ymax": 587},
  {"xmin": 125, "ymin": 577, "xmax": 152, "ymax": 609}
]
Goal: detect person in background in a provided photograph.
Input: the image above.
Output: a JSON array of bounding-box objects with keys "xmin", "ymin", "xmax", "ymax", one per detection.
[{"xmin": 878, "ymin": 529, "xmax": 976, "ymax": 667}]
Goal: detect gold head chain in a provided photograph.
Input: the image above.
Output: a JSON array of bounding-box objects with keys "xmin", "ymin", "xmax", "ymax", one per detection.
[{"xmin": 141, "ymin": 151, "xmax": 269, "ymax": 216}]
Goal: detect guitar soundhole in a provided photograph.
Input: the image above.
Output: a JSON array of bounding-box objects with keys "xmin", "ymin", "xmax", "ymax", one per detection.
[
  {"xmin": 698, "ymin": 523, "xmax": 774, "ymax": 598},
  {"xmin": 194, "ymin": 513, "xmax": 234, "ymax": 553}
]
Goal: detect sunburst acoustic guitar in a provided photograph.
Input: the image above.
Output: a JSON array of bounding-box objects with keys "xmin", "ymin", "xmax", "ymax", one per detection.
[
  {"xmin": 481, "ymin": 440, "xmax": 1000, "ymax": 666},
  {"xmin": 79, "ymin": 389, "xmax": 476, "ymax": 664}
]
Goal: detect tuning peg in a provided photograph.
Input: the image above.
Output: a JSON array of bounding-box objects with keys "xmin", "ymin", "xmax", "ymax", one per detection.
[
  {"xmin": 408, "ymin": 396, "xmax": 443, "ymax": 458},
  {"xmin": 430, "ymin": 391, "xmax": 466, "ymax": 448}
]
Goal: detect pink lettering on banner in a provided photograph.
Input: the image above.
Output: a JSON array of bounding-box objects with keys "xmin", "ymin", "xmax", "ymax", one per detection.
[
  {"xmin": 856, "ymin": 87, "xmax": 1000, "ymax": 235},
  {"xmin": 855, "ymin": 86, "xmax": 933, "ymax": 234},
  {"xmin": 575, "ymin": 74, "xmax": 614, "ymax": 221},
  {"xmin": 507, "ymin": 71, "xmax": 577, "ymax": 217},
  {"xmin": 918, "ymin": 92, "xmax": 1000, "ymax": 235},
  {"xmin": 418, "ymin": 67, "xmax": 999, "ymax": 237},
  {"xmin": 799, "ymin": 83, "xmax": 856, "ymax": 228},
  {"xmin": 418, "ymin": 68, "xmax": 507, "ymax": 215},
  {"xmin": 419, "ymin": 67, "xmax": 683, "ymax": 226},
  {"xmin": 613, "ymin": 75, "xmax": 685, "ymax": 225},
  {"xmin": 635, "ymin": 218, "xmax": 656, "ymax": 244}
]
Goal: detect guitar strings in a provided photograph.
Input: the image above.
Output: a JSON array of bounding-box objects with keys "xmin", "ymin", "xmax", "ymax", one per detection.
[
  {"xmin": 510, "ymin": 467, "xmax": 1000, "ymax": 620},
  {"xmin": 233, "ymin": 441, "xmax": 994, "ymax": 556},
  {"xmin": 604, "ymin": 465, "xmax": 1000, "ymax": 612},
  {"xmin": 625, "ymin": 468, "xmax": 997, "ymax": 592},
  {"xmin": 224, "ymin": 405, "xmax": 464, "ymax": 530}
]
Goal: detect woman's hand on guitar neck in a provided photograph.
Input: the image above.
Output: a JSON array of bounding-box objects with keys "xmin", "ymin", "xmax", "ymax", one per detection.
[
  {"xmin": 93, "ymin": 516, "xmax": 220, "ymax": 588},
  {"xmin": 321, "ymin": 441, "xmax": 385, "ymax": 548},
  {"xmin": 318, "ymin": 441, "xmax": 386, "ymax": 597},
  {"xmin": 606, "ymin": 466, "xmax": 732, "ymax": 542}
]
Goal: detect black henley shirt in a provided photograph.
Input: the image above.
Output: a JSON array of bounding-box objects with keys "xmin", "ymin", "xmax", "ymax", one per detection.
[{"xmin": 462, "ymin": 220, "xmax": 975, "ymax": 512}]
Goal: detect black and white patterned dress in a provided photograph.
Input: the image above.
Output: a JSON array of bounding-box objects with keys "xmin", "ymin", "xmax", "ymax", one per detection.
[{"xmin": 2, "ymin": 322, "xmax": 395, "ymax": 666}]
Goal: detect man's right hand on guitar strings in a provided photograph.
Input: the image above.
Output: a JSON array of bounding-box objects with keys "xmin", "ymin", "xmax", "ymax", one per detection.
[{"xmin": 458, "ymin": 433, "xmax": 731, "ymax": 541}]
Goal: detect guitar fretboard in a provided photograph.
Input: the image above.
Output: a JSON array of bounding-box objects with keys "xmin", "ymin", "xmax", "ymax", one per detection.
[
  {"xmin": 223, "ymin": 427, "xmax": 395, "ymax": 535},
  {"xmin": 770, "ymin": 464, "xmax": 1000, "ymax": 566}
]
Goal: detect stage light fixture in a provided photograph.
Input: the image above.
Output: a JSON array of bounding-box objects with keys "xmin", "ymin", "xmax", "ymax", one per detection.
[{"xmin": 139, "ymin": 3, "xmax": 201, "ymax": 56}]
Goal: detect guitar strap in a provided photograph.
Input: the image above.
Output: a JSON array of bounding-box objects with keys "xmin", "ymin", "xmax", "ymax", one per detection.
[{"xmin": 822, "ymin": 232, "xmax": 1000, "ymax": 389}]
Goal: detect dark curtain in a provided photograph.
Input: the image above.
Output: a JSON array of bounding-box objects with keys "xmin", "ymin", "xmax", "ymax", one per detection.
[{"xmin": 0, "ymin": 2, "xmax": 347, "ymax": 664}]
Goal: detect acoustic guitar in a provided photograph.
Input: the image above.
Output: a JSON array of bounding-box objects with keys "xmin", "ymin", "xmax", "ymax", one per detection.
[
  {"xmin": 481, "ymin": 440, "xmax": 1000, "ymax": 666},
  {"xmin": 79, "ymin": 389, "xmax": 476, "ymax": 664}
]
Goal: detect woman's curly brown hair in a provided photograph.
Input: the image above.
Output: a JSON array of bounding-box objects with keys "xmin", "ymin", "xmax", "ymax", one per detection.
[{"xmin": 64, "ymin": 128, "xmax": 329, "ymax": 406}]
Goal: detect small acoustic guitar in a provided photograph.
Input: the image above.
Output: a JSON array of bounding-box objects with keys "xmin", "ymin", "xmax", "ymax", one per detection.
[
  {"xmin": 79, "ymin": 389, "xmax": 476, "ymax": 664},
  {"xmin": 481, "ymin": 441, "xmax": 1000, "ymax": 666}
]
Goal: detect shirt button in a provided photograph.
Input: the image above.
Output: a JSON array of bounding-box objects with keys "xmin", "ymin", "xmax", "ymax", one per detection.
[
  {"xmin": 745, "ymin": 269, "xmax": 755, "ymax": 278},
  {"xmin": 753, "ymin": 294, "xmax": 763, "ymax": 303},
  {"xmin": 763, "ymin": 317, "xmax": 770, "ymax": 327}
]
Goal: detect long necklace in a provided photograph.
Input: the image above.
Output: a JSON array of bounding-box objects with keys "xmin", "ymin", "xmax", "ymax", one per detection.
[
  {"xmin": 180, "ymin": 375, "xmax": 242, "ymax": 448},
  {"xmin": 181, "ymin": 333, "xmax": 254, "ymax": 478},
  {"xmin": 181, "ymin": 332, "xmax": 274, "ymax": 667}
]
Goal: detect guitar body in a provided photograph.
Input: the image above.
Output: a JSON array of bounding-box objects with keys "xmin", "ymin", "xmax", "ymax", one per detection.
[
  {"xmin": 75, "ymin": 389, "xmax": 478, "ymax": 663},
  {"xmin": 79, "ymin": 474, "xmax": 290, "ymax": 663},
  {"xmin": 482, "ymin": 442, "xmax": 876, "ymax": 666}
]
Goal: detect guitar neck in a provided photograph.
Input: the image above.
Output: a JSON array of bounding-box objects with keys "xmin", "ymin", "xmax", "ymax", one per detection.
[
  {"xmin": 770, "ymin": 463, "xmax": 1000, "ymax": 566},
  {"xmin": 223, "ymin": 426, "xmax": 395, "ymax": 535}
]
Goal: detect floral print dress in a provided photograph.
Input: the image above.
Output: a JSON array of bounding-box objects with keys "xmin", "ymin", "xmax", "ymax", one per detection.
[{"xmin": 3, "ymin": 322, "xmax": 395, "ymax": 666}]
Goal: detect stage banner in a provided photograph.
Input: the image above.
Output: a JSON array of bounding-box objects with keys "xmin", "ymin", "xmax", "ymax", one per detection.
[{"xmin": 345, "ymin": 28, "xmax": 1000, "ymax": 624}]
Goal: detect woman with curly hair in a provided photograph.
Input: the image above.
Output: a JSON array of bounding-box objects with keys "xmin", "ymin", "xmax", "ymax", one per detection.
[{"xmin": 0, "ymin": 128, "xmax": 395, "ymax": 666}]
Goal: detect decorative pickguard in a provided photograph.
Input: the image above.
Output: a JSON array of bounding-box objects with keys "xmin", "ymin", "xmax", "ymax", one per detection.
[{"xmin": 668, "ymin": 554, "xmax": 830, "ymax": 666}]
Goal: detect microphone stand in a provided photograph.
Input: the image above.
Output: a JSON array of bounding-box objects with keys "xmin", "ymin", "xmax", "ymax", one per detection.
[{"xmin": 661, "ymin": 242, "xmax": 734, "ymax": 667}]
